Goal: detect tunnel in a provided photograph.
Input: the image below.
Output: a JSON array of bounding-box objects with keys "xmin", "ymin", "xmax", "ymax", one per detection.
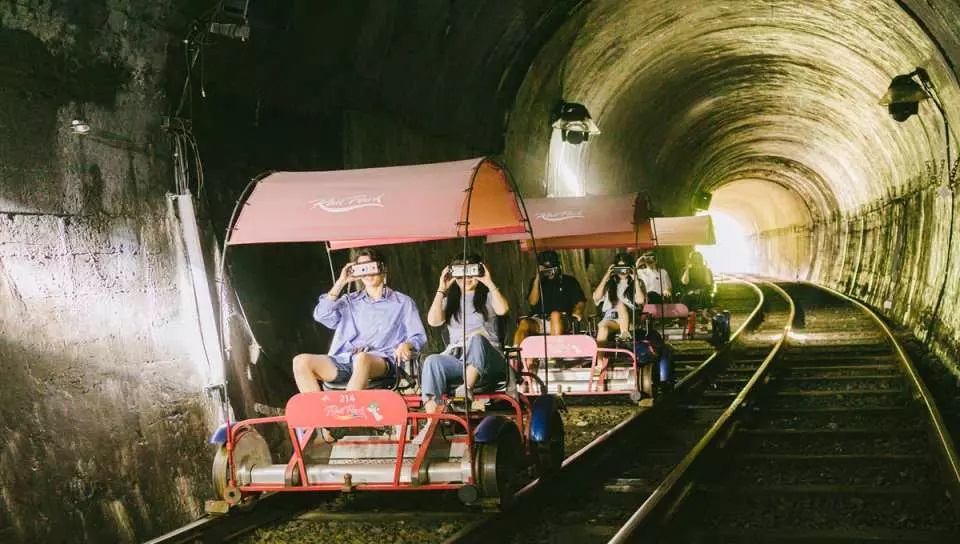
[{"xmin": 1, "ymin": 0, "xmax": 959, "ymax": 541}]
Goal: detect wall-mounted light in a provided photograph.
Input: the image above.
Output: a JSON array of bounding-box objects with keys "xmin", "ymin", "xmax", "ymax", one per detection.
[
  {"xmin": 879, "ymin": 69, "xmax": 937, "ymax": 122},
  {"xmin": 65, "ymin": 119, "xmax": 162, "ymax": 157},
  {"xmin": 551, "ymin": 101, "xmax": 600, "ymax": 145},
  {"xmin": 879, "ymin": 67, "xmax": 953, "ymax": 347},
  {"xmin": 69, "ymin": 119, "xmax": 91, "ymax": 134}
]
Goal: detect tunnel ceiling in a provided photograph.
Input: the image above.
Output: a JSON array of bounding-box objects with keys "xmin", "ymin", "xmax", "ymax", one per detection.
[{"xmin": 506, "ymin": 0, "xmax": 958, "ymax": 230}]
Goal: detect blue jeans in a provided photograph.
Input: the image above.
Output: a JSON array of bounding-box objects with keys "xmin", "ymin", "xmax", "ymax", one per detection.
[{"xmin": 421, "ymin": 334, "xmax": 507, "ymax": 402}]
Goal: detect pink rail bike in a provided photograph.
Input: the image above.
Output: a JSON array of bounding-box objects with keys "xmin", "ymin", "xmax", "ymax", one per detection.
[
  {"xmin": 210, "ymin": 388, "xmax": 548, "ymax": 508},
  {"xmin": 487, "ymin": 196, "xmax": 717, "ymax": 402},
  {"xmin": 207, "ymin": 157, "xmax": 565, "ymax": 511},
  {"xmin": 641, "ymin": 302, "xmax": 698, "ymax": 340},
  {"xmin": 510, "ymin": 334, "xmax": 660, "ymax": 402}
]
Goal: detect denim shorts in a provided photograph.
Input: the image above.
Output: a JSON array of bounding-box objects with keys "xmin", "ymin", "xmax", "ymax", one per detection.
[
  {"xmin": 328, "ymin": 352, "xmax": 397, "ymax": 385},
  {"xmin": 599, "ymin": 309, "xmax": 619, "ymax": 323}
]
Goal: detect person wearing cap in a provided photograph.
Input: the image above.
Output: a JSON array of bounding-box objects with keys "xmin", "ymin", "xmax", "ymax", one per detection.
[
  {"xmin": 513, "ymin": 250, "xmax": 586, "ymax": 346},
  {"xmin": 635, "ymin": 251, "xmax": 673, "ymax": 303}
]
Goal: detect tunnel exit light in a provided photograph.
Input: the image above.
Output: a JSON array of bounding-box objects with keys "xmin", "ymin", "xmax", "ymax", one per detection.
[{"xmin": 696, "ymin": 210, "xmax": 756, "ymax": 274}]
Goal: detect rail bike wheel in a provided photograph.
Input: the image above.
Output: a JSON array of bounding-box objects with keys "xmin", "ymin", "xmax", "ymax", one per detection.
[
  {"xmin": 212, "ymin": 427, "xmax": 271, "ymax": 508},
  {"xmin": 474, "ymin": 422, "xmax": 524, "ymax": 506}
]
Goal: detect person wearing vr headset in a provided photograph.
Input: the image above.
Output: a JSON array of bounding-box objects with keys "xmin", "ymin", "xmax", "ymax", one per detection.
[
  {"xmin": 292, "ymin": 248, "xmax": 427, "ymax": 413},
  {"xmin": 593, "ymin": 253, "xmax": 646, "ymax": 342},
  {"xmin": 420, "ymin": 254, "xmax": 510, "ymax": 419},
  {"xmin": 513, "ymin": 250, "xmax": 586, "ymax": 346},
  {"xmin": 592, "ymin": 253, "xmax": 646, "ymax": 373},
  {"xmin": 635, "ymin": 251, "xmax": 673, "ymax": 303}
]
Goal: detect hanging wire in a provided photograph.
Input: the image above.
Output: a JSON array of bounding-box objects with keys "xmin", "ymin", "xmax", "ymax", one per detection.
[{"xmin": 175, "ymin": 1, "xmax": 223, "ymax": 119}]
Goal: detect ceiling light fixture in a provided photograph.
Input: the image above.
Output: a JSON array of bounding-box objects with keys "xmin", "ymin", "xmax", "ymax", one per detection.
[{"xmin": 551, "ymin": 101, "xmax": 600, "ymax": 145}]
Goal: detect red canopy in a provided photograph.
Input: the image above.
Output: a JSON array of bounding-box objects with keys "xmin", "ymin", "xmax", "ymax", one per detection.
[
  {"xmin": 519, "ymin": 215, "xmax": 715, "ymax": 251},
  {"xmin": 486, "ymin": 194, "xmax": 642, "ymax": 244},
  {"xmin": 227, "ymin": 157, "xmax": 526, "ymax": 247}
]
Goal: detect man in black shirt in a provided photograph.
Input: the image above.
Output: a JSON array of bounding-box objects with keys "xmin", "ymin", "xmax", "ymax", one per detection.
[{"xmin": 512, "ymin": 250, "xmax": 586, "ymax": 346}]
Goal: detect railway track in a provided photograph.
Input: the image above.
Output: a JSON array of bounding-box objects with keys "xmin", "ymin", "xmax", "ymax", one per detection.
[
  {"xmin": 144, "ymin": 279, "xmax": 763, "ymax": 544},
  {"xmin": 611, "ymin": 281, "xmax": 960, "ymax": 543},
  {"xmin": 445, "ymin": 280, "xmax": 783, "ymax": 543}
]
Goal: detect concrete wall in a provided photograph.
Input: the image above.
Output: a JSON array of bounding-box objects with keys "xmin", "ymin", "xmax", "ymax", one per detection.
[
  {"xmin": 754, "ymin": 165, "xmax": 960, "ymax": 375},
  {"xmin": 0, "ymin": 2, "xmax": 216, "ymax": 542}
]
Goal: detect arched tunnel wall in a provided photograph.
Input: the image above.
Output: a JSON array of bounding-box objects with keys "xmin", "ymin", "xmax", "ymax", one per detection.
[
  {"xmin": 2, "ymin": 1, "xmax": 960, "ymax": 542},
  {"xmin": 504, "ymin": 0, "xmax": 960, "ymax": 374}
]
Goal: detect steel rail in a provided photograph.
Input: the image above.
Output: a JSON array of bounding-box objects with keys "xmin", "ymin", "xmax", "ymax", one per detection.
[
  {"xmin": 444, "ymin": 278, "xmax": 767, "ymax": 544},
  {"xmin": 804, "ymin": 281, "xmax": 960, "ymax": 508},
  {"xmin": 608, "ymin": 280, "xmax": 795, "ymax": 543},
  {"xmin": 147, "ymin": 279, "xmax": 767, "ymax": 544},
  {"xmin": 143, "ymin": 493, "xmax": 327, "ymax": 544},
  {"xmin": 673, "ymin": 276, "xmax": 765, "ymax": 392}
]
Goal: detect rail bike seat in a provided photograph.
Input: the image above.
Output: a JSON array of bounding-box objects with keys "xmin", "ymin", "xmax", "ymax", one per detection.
[
  {"xmin": 320, "ymin": 352, "xmax": 421, "ymax": 392},
  {"xmin": 517, "ymin": 312, "xmax": 585, "ymax": 335},
  {"xmin": 641, "ymin": 303, "xmax": 691, "ymax": 319}
]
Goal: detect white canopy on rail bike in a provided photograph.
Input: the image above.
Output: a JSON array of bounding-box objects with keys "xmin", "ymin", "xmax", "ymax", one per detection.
[{"xmin": 209, "ymin": 157, "xmax": 564, "ymax": 511}]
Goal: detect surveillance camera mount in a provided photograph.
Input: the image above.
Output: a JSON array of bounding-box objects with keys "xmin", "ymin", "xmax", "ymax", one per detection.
[{"xmin": 551, "ymin": 101, "xmax": 600, "ymax": 145}]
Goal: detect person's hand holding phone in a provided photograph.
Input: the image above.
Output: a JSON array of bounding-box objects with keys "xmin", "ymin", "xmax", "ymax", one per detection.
[
  {"xmin": 478, "ymin": 263, "xmax": 495, "ymax": 288},
  {"xmin": 438, "ymin": 266, "xmax": 454, "ymax": 293},
  {"xmin": 327, "ymin": 262, "xmax": 354, "ymax": 299}
]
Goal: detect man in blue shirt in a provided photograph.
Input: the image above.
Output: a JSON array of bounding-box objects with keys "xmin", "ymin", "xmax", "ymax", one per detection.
[{"xmin": 292, "ymin": 248, "xmax": 427, "ymax": 393}]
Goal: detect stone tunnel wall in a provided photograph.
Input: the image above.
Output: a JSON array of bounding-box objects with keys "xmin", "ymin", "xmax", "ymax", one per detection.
[
  {"xmin": 0, "ymin": 2, "xmax": 217, "ymax": 543},
  {"xmin": 754, "ymin": 163, "xmax": 960, "ymax": 376},
  {"xmin": 4, "ymin": 0, "xmax": 960, "ymax": 542}
]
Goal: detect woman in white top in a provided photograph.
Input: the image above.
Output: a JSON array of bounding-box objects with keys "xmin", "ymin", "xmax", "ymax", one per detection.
[{"xmin": 592, "ymin": 253, "xmax": 646, "ymax": 369}]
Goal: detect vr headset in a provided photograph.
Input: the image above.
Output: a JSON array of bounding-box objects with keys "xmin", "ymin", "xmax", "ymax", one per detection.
[
  {"xmin": 612, "ymin": 265, "xmax": 634, "ymax": 275},
  {"xmin": 449, "ymin": 262, "xmax": 485, "ymax": 278},
  {"xmin": 539, "ymin": 265, "xmax": 561, "ymax": 276},
  {"xmin": 350, "ymin": 261, "xmax": 383, "ymax": 277}
]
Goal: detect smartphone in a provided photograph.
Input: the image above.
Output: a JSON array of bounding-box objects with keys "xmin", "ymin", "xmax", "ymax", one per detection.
[
  {"xmin": 350, "ymin": 261, "xmax": 382, "ymax": 277},
  {"xmin": 612, "ymin": 266, "xmax": 633, "ymax": 275},
  {"xmin": 449, "ymin": 263, "xmax": 485, "ymax": 278}
]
